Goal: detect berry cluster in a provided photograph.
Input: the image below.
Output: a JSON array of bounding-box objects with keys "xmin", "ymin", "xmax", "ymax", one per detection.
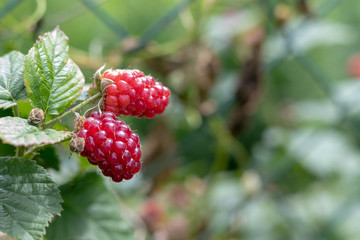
[
  {"xmin": 72, "ymin": 68, "xmax": 171, "ymax": 182},
  {"xmin": 102, "ymin": 69, "xmax": 171, "ymax": 118},
  {"xmin": 76, "ymin": 111, "xmax": 141, "ymax": 182}
]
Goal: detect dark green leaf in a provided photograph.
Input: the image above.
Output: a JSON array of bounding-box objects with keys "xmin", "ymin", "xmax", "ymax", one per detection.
[
  {"xmin": 0, "ymin": 157, "xmax": 63, "ymax": 240},
  {"xmin": 0, "ymin": 117, "xmax": 70, "ymax": 147},
  {"xmin": 34, "ymin": 145, "xmax": 60, "ymax": 170},
  {"xmin": 46, "ymin": 172, "xmax": 136, "ymax": 240},
  {"xmin": 0, "ymin": 51, "xmax": 27, "ymax": 109},
  {"xmin": 24, "ymin": 27, "xmax": 84, "ymax": 116},
  {"xmin": 0, "ymin": 141, "xmax": 15, "ymax": 157}
]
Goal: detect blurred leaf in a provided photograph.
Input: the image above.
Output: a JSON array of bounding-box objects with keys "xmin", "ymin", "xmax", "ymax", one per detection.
[
  {"xmin": 0, "ymin": 0, "xmax": 23, "ymax": 21},
  {"xmin": 209, "ymin": 116, "xmax": 249, "ymax": 169},
  {"xmin": 265, "ymin": 19, "xmax": 354, "ymax": 64},
  {"xmin": 0, "ymin": 117, "xmax": 70, "ymax": 147},
  {"xmin": 0, "ymin": 51, "xmax": 26, "ymax": 109},
  {"xmin": 257, "ymin": 126, "xmax": 360, "ymax": 181},
  {"xmin": 292, "ymin": 80, "xmax": 360, "ymax": 125},
  {"xmin": 48, "ymin": 144, "xmax": 80, "ymax": 186},
  {"xmin": 210, "ymin": 72, "xmax": 238, "ymax": 106},
  {"xmin": 275, "ymin": 163, "xmax": 316, "ymax": 194},
  {"xmin": 81, "ymin": 0, "xmax": 129, "ymax": 39},
  {"xmin": 238, "ymin": 195, "xmax": 292, "ymax": 240},
  {"xmin": 138, "ymin": 0, "xmax": 197, "ymax": 50},
  {"xmin": 76, "ymin": 83, "xmax": 91, "ymax": 102},
  {"xmin": 207, "ymin": 174, "xmax": 286, "ymax": 239},
  {"xmin": 205, "ymin": 10, "xmax": 261, "ymax": 52},
  {"xmin": 24, "ymin": 27, "xmax": 84, "ymax": 116},
  {"xmin": 293, "ymin": 100, "xmax": 338, "ymax": 124},
  {"xmin": 0, "ymin": 157, "xmax": 62, "ymax": 240},
  {"xmin": 287, "ymin": 183, "xmax": 345, "ymax": 230},
  {"xmin": 46, "ymin": 172, "xmax": 135, "ymax": 240},
  {"xmin": 289, "ymin": 128, "xmax": 360, "ymax": 179},
  {"xmin": 333, "ymin": 80, "xmax": 360, "ymax": 117}
]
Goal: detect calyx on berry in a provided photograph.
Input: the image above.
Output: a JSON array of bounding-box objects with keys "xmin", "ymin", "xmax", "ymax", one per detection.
[
  {"xmin": 69, "ymin": 136, "xmax": 85, "ymax": 153},
  {"xmin": 74, "ymin": 114, "xmax": 86, "ymax": 132}
]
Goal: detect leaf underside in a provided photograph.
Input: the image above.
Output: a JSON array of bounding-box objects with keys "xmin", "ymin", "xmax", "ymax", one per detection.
[{"xmin": 0, "ymin": 117, "xmax": 70, "ymax": 147}]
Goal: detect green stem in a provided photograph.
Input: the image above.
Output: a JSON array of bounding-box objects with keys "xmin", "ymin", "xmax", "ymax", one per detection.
[
  {"xmin": 12, "ymin": 104, "xmax": 20, "ymax": 117},
  {"xmin": 43, "ymin": 92, "xmax": 102, "ymax": 128},
  {"xmin": 12, "ymin": 104, "xmax": 25, "ymax": 157},
  {"xmin": 16, "ymin": 146, "xmax": 25, "ymax": 157}
]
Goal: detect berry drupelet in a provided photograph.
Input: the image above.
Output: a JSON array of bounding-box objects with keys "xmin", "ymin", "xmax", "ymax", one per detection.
[
  {"xmin": 102, "ymin": 69, "xmax": 171, "ymax": 118},
  {"xmin": 76, "ymin": 111, "xmax": 141, "ymax": 182}
]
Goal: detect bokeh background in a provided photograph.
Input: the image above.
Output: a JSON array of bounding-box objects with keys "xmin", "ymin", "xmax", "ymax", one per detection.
[{"xmin": 2, "ymin": 0, "xmax": 360, "ymax": 239}]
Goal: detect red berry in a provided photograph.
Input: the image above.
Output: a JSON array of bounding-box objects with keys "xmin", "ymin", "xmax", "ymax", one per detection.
[
  {"xmin": 102, "ymin": 122, "xmax": 116, "ymax": 136},
  {"xmin": 103, "ymin": 69, "xmax": 171, "ymax": 118},
  {"xmin": 77, "ymin": 111, "xmax": 142, "ymax": 182},
  {"xmin": 133, "ymin": 162, "xmax": 141, "ymax": 173},
  {"xmin": 93, "ymin": 130, "xmax": 107, "ymax": 145},
  {"xmin": 78, "ymin": 129, "xmax": 87, "ymax": 138},
  {"xmin": 107, "ymin": 152, "xmax": 119, "ymax": 165},
  {"xmin": 100, "ymin": 138, "xmax": 113, "ymax": 155},
  {"xmin": 116, "ymin": 80, "xmax": 131, "ymax": 94},
  {"xmin": 112, "ymin": 174, "xmax": 124, "ymax": 183},
  {"xmin": 85, "ymin": 136, "xmax": 95, "ymax": 152},
  {"xmin": 113, "ymin": 141, "xmax": 126, "ymax": 155},
  {"xmin": 90, "ymin": 111, "xmax": 101, "ymax": 119},
  {"xmin": 107, "ymin": 85, "xmax": 119, "ymax": 95},
  {"xmin": 133, "ymin": 148, "xmax": 142, "ymax": 162}
]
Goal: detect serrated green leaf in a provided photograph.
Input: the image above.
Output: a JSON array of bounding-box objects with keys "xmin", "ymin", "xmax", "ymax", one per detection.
[
  {"xmin": 24, "ymin": 27, "xmax": 84, "ymax": 116},
  {"xmin": 0, "ymin": 117, "xmax": 70, "ymax": 147},
  {"xmin": 46, "ymin": 172, "xmax": 136, "ymax": 240},
  {"xmin": 0, "ymin": 157, "xmax": 63, "ymax": 240},
  {"xmin": 0, "ymin": 51, "xmax": 27, "ymax": 109}
]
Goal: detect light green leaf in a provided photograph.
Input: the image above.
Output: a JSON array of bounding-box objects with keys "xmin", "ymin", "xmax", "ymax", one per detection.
[
  {"xmin": 24, "ymin": 27, "xmax": 84, "ymax": 116},
  {"xmin": 0, "ymin": 157, "xmax": 63, "ymax": 240},
  {"xmin": 0, "ymin": 51, "xmax": 27, "ymax": 109},
  {"xmin": 0, "ymin": 117, "xmax": 70, "ymax": 147},
  {"xmin": 46, "ymin": 172, "xmax": 136, "ymax": 240}
]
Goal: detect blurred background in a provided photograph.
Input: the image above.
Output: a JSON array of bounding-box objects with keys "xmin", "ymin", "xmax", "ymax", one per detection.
[{"xmin": 2, "ymin": 0, "xmax": 360, "ymax": 239}]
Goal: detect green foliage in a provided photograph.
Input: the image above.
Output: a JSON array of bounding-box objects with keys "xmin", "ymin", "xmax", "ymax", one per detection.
[
  {"xmin": 0, "ymin": 24, "xmax": 138, "ymax": 240},
  {"xmin": 0, "ymin": 157, "xmax": 62, "ymax": 240},
  {"xmin": 46, "ymin": 172, "xmax": 135, "ymax": 240},
  {"xmin": 0, "ymin": 51, "xmax": 26, "ymax": 109},
  {"xmin": 24, "ymin": 27, "xmax": 84, "ymax": 116},
  {"xmin": 1, "ymin": 1, "xmax": 360, "ymax": 240},
  {"xmin": 0, "ymin": 117, "xmax": 70, "ymax": 147}
]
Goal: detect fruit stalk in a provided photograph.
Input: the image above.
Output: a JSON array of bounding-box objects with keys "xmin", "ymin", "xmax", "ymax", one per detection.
[
  {"xmin": 44, "ymin": 92, "xmax": 102, "ymax": 128},
  {"xmin": 12, "ymin": 104, "xmax": 25, "ymax": 157}
]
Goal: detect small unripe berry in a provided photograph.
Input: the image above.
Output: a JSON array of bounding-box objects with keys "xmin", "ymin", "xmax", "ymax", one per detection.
[
  {"xmin": 28, "ymin": 108, "xmax": 45, "ymax": 124},
  {"xmin": 69, "ymin": 137, "xmax": 85, "ymax": 153}
]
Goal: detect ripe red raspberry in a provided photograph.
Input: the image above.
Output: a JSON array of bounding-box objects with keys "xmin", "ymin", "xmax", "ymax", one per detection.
[
  {"xmin": 76, "ymin": 111, "xmax": 142, "ymax": 182},
  {"xmin": 102, "ymin": 69, "xmax": 171, "ymax": 118}
]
